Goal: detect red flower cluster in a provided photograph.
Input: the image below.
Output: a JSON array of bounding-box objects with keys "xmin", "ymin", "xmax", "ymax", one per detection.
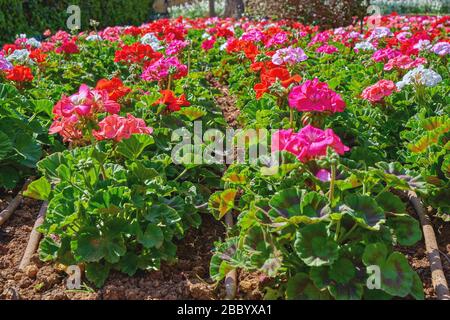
[
  {"xmin": 253, "ymin": 65, "xmax": 302, "ymax": 100},
  {"xmin": 56, "ymin": 40, "xmax": 79, "ymax": 55},
  {"xmin": 154, "ymin": 90, "xmax": 190, "ymax": 112},
  {"xmin": 114, "ymin": 43, "xmax": 162, "ymax": 64},
  {"xmin": 95, "ymin": 77, "xmax": 131, "ymax": 101},
  {"xmin": 6, "ymin": 65, "xmax": 33, "ymax": 82}
]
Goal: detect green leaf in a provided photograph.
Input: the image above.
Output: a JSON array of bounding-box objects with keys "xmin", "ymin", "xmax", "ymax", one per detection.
[
  {"xmin": 208, "ymin": 189, "xmax": 237, "ymax": 220},
  {"xmin": 329, "ymin": 282, "xmax": 364, "ymax": 300},
  {"xmin": 0, "ymin": 131, "xmax": 13, "ymax": 160},
  {"xmin": 294, "ymin": 223, "xmax": 339, "ymax": 267},
  {"xmin": 362, "ymin": 242, "xmax": 388, "ymax": 267},
  {"xmin": 286, "ymin": 273, "xmax": 329, "ymax": 300},
  {"xmin": 329, "ymin": 258, "xmax": 355, "ymax": 284},
  {"xmin": 116, "ymin": 134, "xmax": 154, "ymax": 160},
  {"xmin": 388, "ymin": 214, "xmax": 422, "ymax": 246},
  {"xmin": 177, "ymin": 106, "xmax": 207, "ymax": 121},
  {"xmin": 85, "ymin": 262, "xmax": 111, "ymax": 287},
  {"xmin": 24, "ymin": 177, "xmax": 51, "ymax": 200},
  {"xmin": 410, "ymin": 272, "xmax": 425, "ymax": 300},
  {"xmin": 341, "ymin": 195, "xmax": 385, "ymax": 230},
  {"xmin": 14, "ymin": 133, "xmax": 42, "ymax": 168},
  {"xmin": 138, "ymin": 224, "xmax": 164, "ymax": 249},
  {"xmin": 376, "ymin": 192, "xmax": 406, "ymax": 213},
  {"xmin": 269, "ymin": 188, "xmax": 301, "ymax": 218},
  {"xmin": 31, "ymin": 99, "xmax": 54, "ymax": 117},
  {"xmin": 381, "ymin": 252, "xmax": 414, "ymax": 297},
  {"xmin": 71, "ymin": 233, "xmax": 106, "ymax": 263}
]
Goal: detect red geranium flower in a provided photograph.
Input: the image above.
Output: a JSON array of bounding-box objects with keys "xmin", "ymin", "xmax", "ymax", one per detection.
[
  {"xmin": 95, "ymin": 77, "xmax": 131, "ymax": 101},
  {"xmin": 6, "ymin": 65, "xmax": 33, "ymax": 82},
  {"xmin": 154, "ymin": 90, "xmax": 190, "ymax": 112}
]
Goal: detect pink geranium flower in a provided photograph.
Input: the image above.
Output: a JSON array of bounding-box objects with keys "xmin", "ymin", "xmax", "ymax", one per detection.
[
  {"xmin": 316, "ymin": 44, "xmax": 338, "ymax": 54},
  {"xmin": 272, "ymin": 125, "xmax": 350, "ymax": 163},
  {"xmin": 361, "ymin": 80, "xmax": 398, "ymax": 103},
  {"xmin": 288, "ymin": 78, "xmax": 346, "ymax": 113},
  {"xmin": 94, "ymin": 114, "xmax": 153, "ymax": 142},
  {"xmin": 141, "ymin": 56, "xmax": 188, "ymax": 82},
  {"xmin": 384, "ymin": 55, "xmax": 427, "ymax": 71}
]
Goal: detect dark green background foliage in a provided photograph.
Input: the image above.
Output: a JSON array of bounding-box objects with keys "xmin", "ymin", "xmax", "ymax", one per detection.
[{"xmin": 0, "ymin": 0, "xmax": 155, "ymax": 43}]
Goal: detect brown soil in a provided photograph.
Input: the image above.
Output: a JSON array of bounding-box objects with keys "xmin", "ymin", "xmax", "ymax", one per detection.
[
  {"xmin": 1, "ymin": 194, "xmax": 265, "ymax": 300},
  {"xmin": 206, "ymin": 73, "xmax": 240, "ymax": 128}
]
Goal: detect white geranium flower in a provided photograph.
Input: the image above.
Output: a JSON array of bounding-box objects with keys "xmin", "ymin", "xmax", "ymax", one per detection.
[
  {"xmin": 354, "ymin": 41, "xmax": 376, "ymax": 51},
  {"xmin": 26, "ymin": 38, "xmax": 41, "ymax": 48},
  {"xmin": 86, "ymin": 34, "xmax": 102, "ymax": 41},
  {"xmin": 397, "ymin": 65, "xmax": 442, "ymax": 90},
  {"xmin": 140, "ymin": 33, "xmax": 163, "ymax": 51},
  {"xmin": 6, "ymin": 49, "xmax": 33, "ymax": 65}
]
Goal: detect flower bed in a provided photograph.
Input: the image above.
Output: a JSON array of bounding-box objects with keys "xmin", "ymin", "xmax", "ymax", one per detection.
[{"xmin": 0, "ymin": 14, "xmax": 449, "ymax": 299}]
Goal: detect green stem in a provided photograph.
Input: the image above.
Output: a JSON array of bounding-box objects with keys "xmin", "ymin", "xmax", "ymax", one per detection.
[
  {"xmin": 338, "ymin": 223, "xmax": 358, "ymax": 243},
  {"xmin": 334, "ymin": 220, "xmax": 341, "ymax": 242},
  {"xmin": 174, "ymin": 168, "xmax": 189, "ymax": 182},
  {"xmin": 289, "ymin": 108, "xmax": 294, "ymax": 129},
  {"xmin": 328, "ymin": 163, "xmax": 336, "ymax": 204}
]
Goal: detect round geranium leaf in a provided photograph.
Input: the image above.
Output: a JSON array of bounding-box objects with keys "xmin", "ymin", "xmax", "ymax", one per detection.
[
  {"xmin": 375, "ymin": 191, "xmax": 406, "ymax": 213},
  {"xmin": 294, "ymin": 223, "xmax": 339, "ymax": 267},
  {"xmin": 381, "ymin": 252, "xmax": 414, "ymax": 297},
  {"xmin": 329, "ymin": 257, "xmax": 356, "ymax": 284},
  {"xmin": 329, "ymin": 282, "xmax": 364, "ymax": 300},
  {"xmin": 286, "ymin": 273, "xmax": 329, "ymax": 300},
  {"xmin": 362, "ymin": 242, "xmax": 388, "ymax": 267},
  {"xmin": 387, "ymin": 214, "xmax": 422, "ymax": 246},
  {"xmin": 410, "ymin": 272, "xmax": 425, "ymax": 300},
  {"xmin": 341, "ymin": 194, "xmax": 385, "ymax": 230},
  {"xmin": 309, "ymin": 266, "xmax": 332, "ymax": 289},
  {"xmin": 269, "ymin": 187, "xmax": 302, "ymax": 218}
]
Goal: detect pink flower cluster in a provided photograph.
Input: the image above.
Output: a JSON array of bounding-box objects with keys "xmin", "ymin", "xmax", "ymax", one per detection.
[
  {"xmin": 288, "ymin": 78, "xmax": 346, "ymax": 113},
  {"xmin": 372, "ymin": 48, "xmax": 401, "ymax": 62},
  {"xmin": 272, "ymin": 125, "xmax": 350, "ymax": 163},
  {"xmin": 316, "ymin": 44, "xmax": 338, "ymax": 54},
  {"xmin": 384, "ymin": 55, "xmax": 427, "ymax": 71},
  {"xmin": 166, "ymin": 40, "xmax": 189, "ymax": 56},
  {"xmin": 94, "ymin": 114, "xmax": 153, "ymax": 142},
  {"xmin": 141, "ymin": 56, "xmax": 187, "ymax": 82},
  {"xmin": 52, "ymin": 84, "xmax": 120, "ymax": 118},
  {"xmin": 361, "ymin": 80, "xmax": 398, "ymax": 103},
  {"xmin": 272, "ymin": 46, "xmax": 308, "ymax": 66}
]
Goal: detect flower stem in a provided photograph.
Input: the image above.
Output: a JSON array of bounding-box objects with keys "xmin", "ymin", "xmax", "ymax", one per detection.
[
  {"xmin": 328, "ymin": 162, "xmax": 336, "ymax": 204},
  {"xmin": 289, "ymin": 108, "xmax": 294, "ymax": 129}
]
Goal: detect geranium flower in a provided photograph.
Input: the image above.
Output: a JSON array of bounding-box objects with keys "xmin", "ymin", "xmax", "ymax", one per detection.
[
  {"xmin": 114, "ymin": 43, "xmax": 162, "ymax": 64},
  {"xmin": 94, "ymin": 114, "xmax": 153, "ymax": 142},
  {"xmin": 0, "ymin": 55, "xmax": 13, "ymax": 71},
  {"xmin": 5, "ymin": 65, "xmax": 33, "ymax": 82},
  {"xmin": 361, "ymin": 80, "xmax": 398, "ymax": 103},
  {"xmin": 49, "ymin": 115, "xmax": 83, "ymax": 143},
  {"xmin": 396, "ymin": 65, "xmax": 442, "ymax": 89},
  {"xmin": 56, "ymin": 40, "xmax": 79, "ymax": 55},
  {"xmin": 272, "ymin": 125, "xmax": 350, "ymax": 163},
  {"xmin": 316, "ymin": 44, "xmax": 338, "ymax": 54},
  {"xmin": 141, "ymin": 56, "xmax": 188, "ymax": 82},
  {"xmin": 254, "ymin": 67, "xmax": 302, "ymax": 100},
  {"xmin": 154, "ymin": 90, "xmax": 190, "ymax": 112},
  {"xmin": 371, "ymin": 48, "xmax": 401, "ymax": 62},
  {"xmin": 201, "ymin": 37, "xmax": 216, "ymax": 51},
  {"xmin": 384, "ymin": 55, "xmax": 427, "ymax": 71},
  {"xmin": 95, "ymin": 77, "xmax": 131, "ymax": 101},
  {"xmin": 432, "ymin": 42, "xmax": 450, "ymax": 56},
  {"xmin": 272, "ymin": 47, "xmax": 308, "ymax": 66},
  {"xmin": 166, "ymin": 40, "xmax": 189, "ymax": 55},
  {"xmin": 288, "ymin": 78, "xmax": 346, "ymax": 113}
]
